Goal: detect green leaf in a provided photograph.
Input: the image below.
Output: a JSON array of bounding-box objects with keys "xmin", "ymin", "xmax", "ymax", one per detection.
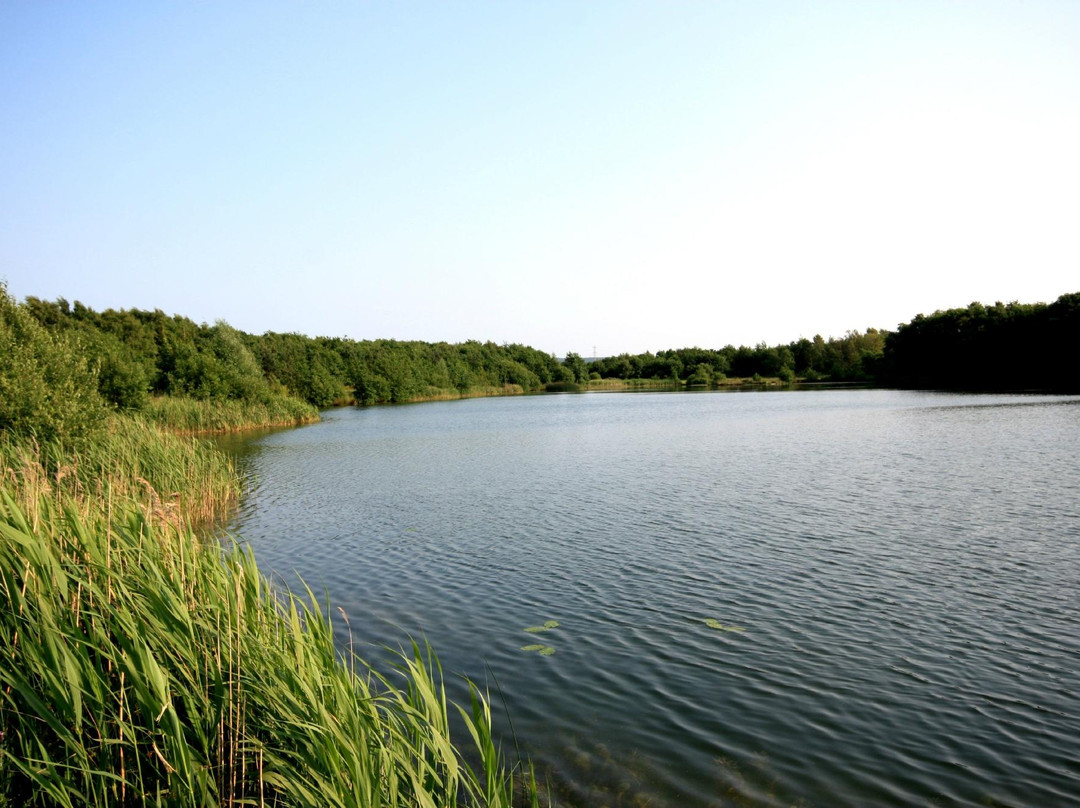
[
  {"xmin": 524, "ymin": 620, "xmax": 559, "ymax": 633},
  {"xmin": 705, "ymin": 618, "xmax": 746, "ymax": 632},
  {"xmin": 520, "ymin": 644, "xmax": 556, "ymax": 656}
]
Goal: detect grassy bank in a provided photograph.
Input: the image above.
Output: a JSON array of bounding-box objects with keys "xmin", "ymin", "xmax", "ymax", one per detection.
[
  {"xmin": 582, "ymin": 378, "xmax": 678, "ymax": 391},
  {"xmin": 383, "ymin": 383, "xmax": 526, "ymax": 405},
  {"xmin": 337, "ymin": 383, "xmax": 529, "ymax": 406},
  {"xmin": 145, "ymin": 394, "xmax": 320, "ymax": 434},
  {"xmin": 0, "ymin": 414, "xmax": 239, "ymax": 528},
  {"xmin": 0, "ymin": 419, "xmax": 543, "ymax": 807},
  {"xmin": 582, "ymin": 376, "xmax": 792, "ymax": 391},
  {"xmin": 1, "ymin": 283, "xmax": 542, "ymax": 806},
  {"xmin": 0, "ymin": 495, "xmax": 538, "ymax": 807}
]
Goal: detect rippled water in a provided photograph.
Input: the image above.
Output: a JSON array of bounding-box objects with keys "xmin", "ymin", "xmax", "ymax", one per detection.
[{"xmin": 221, "ymin": 389, "xmax": 1080, "ymax": 807}]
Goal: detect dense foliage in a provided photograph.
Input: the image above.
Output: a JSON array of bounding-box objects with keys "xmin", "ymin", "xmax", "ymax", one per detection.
[
  {"xmin": 883, "ymin": 293, "xmax": 1080, "ymax": 392},
  {"xmin": 342, "ymin": 339, "xmax": 563, "ymax": 404},
  {"xmin": 19, "ymin": 293, "xmax": 889, "ymax": 401},
  {"xmin": 588, "ymin": 330, "xmax": 886, "ymax": 385},
  {"xmin": 16, "ymin": 288, "xmax": 1080, "ymax": 405},
  {"xmin": 21, "ymin": 297, "xmax": 568, "ymax": 407},
  {"xmin": 22, "ymin": 297, "xmax": 313, "ymax": 410},
  {"xmin": 0, "ymin": 285, "xmax": 108, "ymax": 444}
]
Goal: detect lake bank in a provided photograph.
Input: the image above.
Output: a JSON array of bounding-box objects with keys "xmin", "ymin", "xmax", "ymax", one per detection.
[{"xmin": 1, "ymin": 415, "xmax": 541, "ymax": 804}]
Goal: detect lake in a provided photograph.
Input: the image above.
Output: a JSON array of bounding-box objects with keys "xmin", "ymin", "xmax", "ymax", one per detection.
[{"xmin": 221, "ymin": 388, "xmax": 1080, "ymax": 807}]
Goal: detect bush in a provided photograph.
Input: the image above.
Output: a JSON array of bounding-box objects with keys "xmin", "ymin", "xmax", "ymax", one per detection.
[{"xmin": 0, "ymin": 283, "xmax": 107, "ymax": 444}]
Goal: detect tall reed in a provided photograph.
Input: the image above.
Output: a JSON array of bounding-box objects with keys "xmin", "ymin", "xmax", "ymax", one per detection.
[
  {"xmin": 0, "ymin": 414, "xmax": 239, "ymax": 528},
  {"xmin": 144, "ymin": 395, "xmax": 319, "ymax": 435},
  {"xmin": 0, "ymin": 495, "xmax": 539, "ymax": 807}
]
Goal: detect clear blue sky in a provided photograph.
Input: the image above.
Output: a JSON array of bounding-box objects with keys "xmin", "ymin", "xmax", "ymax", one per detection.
[{"xmin": 3, "ymin": 1, "xmax": 1078, "ymax": 356}]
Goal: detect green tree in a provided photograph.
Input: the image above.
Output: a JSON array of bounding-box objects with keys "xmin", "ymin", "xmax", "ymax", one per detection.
[
  {"xmin": 562, "ymin": 352, "xmax": 590, "ymax": 384},
  {"xmin": 0, "ymin": 283, "xmax": 107, "ymax": 443}
]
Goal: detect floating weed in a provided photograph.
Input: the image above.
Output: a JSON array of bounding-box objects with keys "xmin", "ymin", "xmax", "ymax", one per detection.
[
  {"xmin": 524, "ymin": 620, "xmax": 559, "ymax": 633},
  {"xmin": 521, "ymin": 621, "xmax": 559, "ymax": 656},
  {"xmin": 520, "ymin": 644, "xmax": 556, "ymax": 656},
  {"xmin": 705, "ymin": 618, "xmax": 746, "ymax": 633}
]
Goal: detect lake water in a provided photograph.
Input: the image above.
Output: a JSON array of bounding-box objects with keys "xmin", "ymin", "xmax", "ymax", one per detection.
[{"xmin": 221, "ymin": 389, "xmax": 1080, "ymax": 807}]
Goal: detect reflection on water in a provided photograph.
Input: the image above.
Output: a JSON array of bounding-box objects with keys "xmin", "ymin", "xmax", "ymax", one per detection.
[{"xmin": 222, "ymin": 389, "xmax": 1080, "ymax": 807}]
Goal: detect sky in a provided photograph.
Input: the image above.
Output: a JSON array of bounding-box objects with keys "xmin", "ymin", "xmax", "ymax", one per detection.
[{"xmin": 2, "ymin": 1, "xmax": 1078, "ymax": 356}]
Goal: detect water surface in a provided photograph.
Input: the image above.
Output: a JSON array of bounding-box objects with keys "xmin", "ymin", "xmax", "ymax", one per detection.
[{"xmin": 223, "ymin": 389, "xmax": 1080, "ymax": 807}]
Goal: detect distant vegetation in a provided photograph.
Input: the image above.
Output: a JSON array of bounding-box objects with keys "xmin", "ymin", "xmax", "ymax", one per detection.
[
  {"xmin": 17, "ymin": 291, "xmax": 1080, "ymax": 410},
  {"xmin": 882, "ymin": 293, "xmax": 1080, "ymax": 392},
  {"xmin": 584, "ymin": 330, "xmax": 886, "ymax": 386},
  {"xmin": 586, "ymin": 292, "xmax": 1080, "ymax": 394},
  {"xmin": 20, "ymin": 296, "xmax": 567, "ymax": 408}
]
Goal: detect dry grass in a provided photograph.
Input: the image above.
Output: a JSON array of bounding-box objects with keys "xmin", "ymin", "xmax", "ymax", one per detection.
[{"xmin": 0, "ymin": 414, "xmax": 238, "ymax": 530}]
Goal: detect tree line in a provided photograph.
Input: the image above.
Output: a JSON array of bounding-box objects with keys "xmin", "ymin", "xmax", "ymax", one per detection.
[
  {"xmin": 578, "ymin": 292, "xmax": 1079, "ymax": 392},
  {"xmin": 13, "ymin": 289, "xmax": 1080, "ymax": 416},
  {"xmin": 17, "ymin": 296, "xmax": 569, "ymax": 409},
  {"xmin": 882, "ymin": 293, "xmax": 1079, "ymax": 392},
  {"xmin": 585, "ymin": 330, "xmax": 886, "ymax": 386}
]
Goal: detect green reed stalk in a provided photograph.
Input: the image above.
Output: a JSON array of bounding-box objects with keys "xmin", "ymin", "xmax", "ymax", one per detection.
[
  {"xmin": 0, "ymin": 494, "xmax": 541, "ymax": 807},
  {"xmin": 144, "ymin": 395, "xmax": 319, "ymax": 435}
]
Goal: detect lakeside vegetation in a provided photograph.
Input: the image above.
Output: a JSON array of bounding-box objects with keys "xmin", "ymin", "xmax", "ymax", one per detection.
[
  {"xmin": 0, "ymin": 498, "xmax": 537, "ymax": 808},
  {"xmin": 0, "ymin": 283, "xmax": 542, "ymax": 807},
  {"xmin": 882, "ymin": 294, "xmax": 1080, "ymax": 392},
  {"xmin": 18, "ymin": 291, "xmax": 1080, "ymax": 410},
  {"xmin": 3, "ymin": 280, "xmax": 1078, "ymax": 805},
  {"xmin": 582, "ymin": 292, "xmax": 1080, "ymax": 393}
]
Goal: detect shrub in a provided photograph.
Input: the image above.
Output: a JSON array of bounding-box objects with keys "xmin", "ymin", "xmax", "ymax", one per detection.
[{"xmin": 0, "ymin": 283, "xmax": 107, "ymax": 445}]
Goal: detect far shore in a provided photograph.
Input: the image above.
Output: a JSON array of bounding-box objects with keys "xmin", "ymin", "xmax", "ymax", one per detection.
[{"xmin": 337, "ymin": 375, "xmax": 837, "ymax": 407}]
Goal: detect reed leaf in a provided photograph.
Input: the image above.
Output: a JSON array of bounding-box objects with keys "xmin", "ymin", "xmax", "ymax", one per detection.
[{"xmin": 0, "ymin": 493, "xmax": 542, "ymax": 807}]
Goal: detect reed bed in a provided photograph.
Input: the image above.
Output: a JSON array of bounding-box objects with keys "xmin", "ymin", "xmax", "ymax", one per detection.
[
  {"xmin": 0, "ymin": 415, "xmax": 239, "ymax": 529},
  {"xmin": 145, "ymin": 395, "xmax": 320, "ymax": 435},
  {"xmin": 407, "ymin": 385, "xmax": 525, "ymax": 404},
  {"xmin": 0, "ymin": 495, "xmax": 540, "ymax": 807}
]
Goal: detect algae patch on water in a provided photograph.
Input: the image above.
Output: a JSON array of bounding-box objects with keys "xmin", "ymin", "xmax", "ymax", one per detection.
[
  {"xmin": 520, "ymin": 644, "xmax": 556, "ymax": 656},
  {"xmin": 705, "ymin": 618, "xmax": 746, "ymax": 632},
  {"xmin": 520, "ymin": 620, "xmax": 559, "ymax": 655},
  {"xmin": 523, "ymin": 620, "xmax": 559, "ymax": 633}
]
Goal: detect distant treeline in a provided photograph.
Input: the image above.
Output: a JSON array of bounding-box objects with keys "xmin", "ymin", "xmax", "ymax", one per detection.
[
  {"xmin": 882, "ymin": 293, "xmax": 1080, "ymax": 392},
  {"xmin": 581, "ymin": 292, "xmax": 1080, "ymax": 392},
  {"xmin": 20, "ymin": 297, "xmax": 566, "ymax": 408},
  {"xmin": 18, "ymin": 290, "xmax": 1080, "ymax": 411},
  {"xmin": 583, "ymin": 329, "xmax": 885, "ymax": 385}
]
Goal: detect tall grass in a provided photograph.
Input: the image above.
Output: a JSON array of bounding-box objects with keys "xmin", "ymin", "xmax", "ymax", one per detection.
[
  {"xmin": 145, "ymin": 394, "xmax": 319, "ymax": 435},
  {"xmin": 0, "ymin": 495, "xmax": 540, "ymax": 807},
  {"xmin": 0, "ymin": 414, "xmax": 239, "ymax": 528},
  {"xmin": 404, "ymin": 384, "xmax": 526, "ymax": 404}
]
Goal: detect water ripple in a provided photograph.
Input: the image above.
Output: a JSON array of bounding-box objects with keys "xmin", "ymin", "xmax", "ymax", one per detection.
[{"xmin": 223, "ymin": 391, "xmax": 1080, "ymax": 807}]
